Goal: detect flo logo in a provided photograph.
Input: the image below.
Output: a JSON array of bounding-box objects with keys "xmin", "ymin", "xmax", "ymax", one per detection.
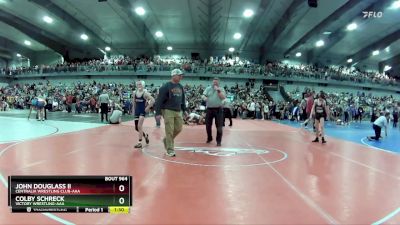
[
  {"xmin": 362, "ymin": 11, "xmax": 383, "ymax": 18},
  {"xmin": 174, "ymin": 147, "xmax": 269, "ymax": 157}
]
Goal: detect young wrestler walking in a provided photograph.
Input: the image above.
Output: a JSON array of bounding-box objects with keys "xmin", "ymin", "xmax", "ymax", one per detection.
[
  {"xmin": 132, "ymin": 80, "xmax": 155, "ymax": 149},
  {"xmin": 311, "ymin": 92, "xmax": 329, "ymax": 143}
]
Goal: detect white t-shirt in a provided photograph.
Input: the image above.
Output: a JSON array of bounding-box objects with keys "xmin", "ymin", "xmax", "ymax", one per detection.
[
  {"xmin": 263, "ymin": 104, "xmax": 269, "ymax": 112},
  {"xmin": 373, "ymin": 116, "xmax": 387, "ymax": 128},
  {"xmin": 248, "ymin": 102, "xmax": 255, "ymax": 111},
  {"xmin": 110, "ymin": 110, "xmax": 122, "ymax": 124}
]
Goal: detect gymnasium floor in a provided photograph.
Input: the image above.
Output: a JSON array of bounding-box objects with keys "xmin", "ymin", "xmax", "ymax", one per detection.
[
  {"xmin": 0, "ymin": 110, "xmax": 399, "ymax": 225},
  {"xmin": 277, "ymin": 119, "xmax": 400, "ymax": 154}
]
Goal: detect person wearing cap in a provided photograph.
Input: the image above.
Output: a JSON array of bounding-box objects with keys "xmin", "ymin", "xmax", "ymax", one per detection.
[
  {"xmin": 367, "ymin": 111, "xmax": 389, "ymax": 141},
  {"xmin": 202, "ymin": 77, "xmax": 226, "ymax": 146},
  {"xmin": 310, "ymin": 91, "xmax": 329, "ymax": 143},
  {"xmin": 155, "ymin": 69, "xmax": 187, "ymax": 157}
]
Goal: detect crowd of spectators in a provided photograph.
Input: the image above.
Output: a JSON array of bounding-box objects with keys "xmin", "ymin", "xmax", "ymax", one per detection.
[
  {"xmin": 1, "ymin": 55, "xmax": 398, "ymax": 86},
  {"xmin": 1, "ymin": 79, "xmax": 399, "ymax": 127},
  {"xmin": 283, "ymin": 87, "xmax": 400, "ymax": 125}
]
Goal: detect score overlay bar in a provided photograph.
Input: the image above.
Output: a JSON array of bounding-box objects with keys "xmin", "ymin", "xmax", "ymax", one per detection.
[{"xmin": 8, "ymin": 176, "xmax": 132, "ymax": 213}]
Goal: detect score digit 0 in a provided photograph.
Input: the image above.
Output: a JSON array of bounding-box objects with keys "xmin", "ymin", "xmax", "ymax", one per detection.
[
  {"xmin": 119, "ymin": 197, "xmax": 125, "ymax": 205},
  {"xmin": 119, "ymin": 185, "xmax": 125, "ymax": 192}
]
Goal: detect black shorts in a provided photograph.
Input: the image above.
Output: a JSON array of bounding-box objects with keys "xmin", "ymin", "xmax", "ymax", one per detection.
[{"xmin": 315, "ymin": 113, "xmax": 326, "ymax": 121}]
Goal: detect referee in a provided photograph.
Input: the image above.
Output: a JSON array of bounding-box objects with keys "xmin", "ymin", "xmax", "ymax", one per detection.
[
  {"xmin": 99, "ymin": 89, "xmax": 110, "ymax": 122},
  {"xmin": 202, "ymin": 77, "xmax": 226, "ymax": 146}
]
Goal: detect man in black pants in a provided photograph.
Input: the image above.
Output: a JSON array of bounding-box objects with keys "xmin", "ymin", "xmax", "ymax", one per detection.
[
  {"xmin": 367, "ymin": 112, "xmax": 389, "ymax": 141},
  {"xmin": 202, "ymin": 78, "xmax": 226, "ymax": 146},
  {"xmin": 99, "ymin": 90, "xmax": 110, "ymax": 122}
]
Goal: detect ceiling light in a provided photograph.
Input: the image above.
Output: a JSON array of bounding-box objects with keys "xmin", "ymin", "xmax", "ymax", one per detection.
[
  {"xmin": 233, "ymin": 33, "xmax": 242, "ymax": 39},
  {"xmin": 295, "ymin": 52, "xmax": 301, "ymax": 57},
  {"xmin": 228, "ymin": 47, "xmax": 235, "ymax": 52},
  {"xmin": 315, "ymin": 40, "xmax": 324, "ymax": 47},
  {"xmin": 243, "ymin": 9, "xmax": 254, "ymax": 18},
  {"xmin": 80, "ymin": 34, "xmax": 88, "ymax": 40},
  {"xmin": 167, "ymin": 46, "xmax": 173, "ymax": 51},
  {"xmin": 385, "ymin": 46, "xmax": 390, "ymax": 52},
  {"xmin": 43, "ymin": 16, "xmax": 53, "ymax": 24},
  {"xmin": 24, "ymin": 40, "xmax": 31, "ymax": 46},
  {"xmin": 384, "ymin": 65, "xmax": 392, "ymax": 71},
  {"xmin": 105, "ymin": 46, "xmax": 111, "ymax": 51},
  {"xmin": 372, "ymin": 50, "xmax": 380, "ymax": 56},
  {"xmin": 155, "ymin": 31, "xmax": 163, "ymax": 38},
  {"xmin": 135, "ymin": 7, "xmax": 145, "ymax": 16},
  {"xmin": 16, "ymin": 53, "xmax": 21, "ymax": 57},
  {"xmin": 391, "ymin": 0, "xmax": 400, "ymax": 9},
  {"xmin": 323, "ymin": 31, "xmax": 332, "ymax": 35},
  {"xmin": 346, "ymin": 23, "xmax": 357, "ymax": 31},
  {"xmin": 347, "ymin": 58, "xmax": 353, "ymax": 63}
]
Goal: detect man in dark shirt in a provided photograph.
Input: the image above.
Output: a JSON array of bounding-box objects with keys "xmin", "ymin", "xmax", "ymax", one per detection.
[
  {"xmin": 358, "ymin": 106, "xmax": 364, "ymax": 123},
  {"xmin": 155, "ymin": 69, "xmax": 187, "ymax": 157}
]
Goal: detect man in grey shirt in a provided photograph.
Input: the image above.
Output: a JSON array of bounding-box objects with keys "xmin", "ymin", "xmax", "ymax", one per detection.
[
  {"xmin": 202, "ymin": 77, "xmax": 226, "ymax": 146},
  {"xmin": 99, "ymin": 89, "xmax": 109, "ymax": 122}
]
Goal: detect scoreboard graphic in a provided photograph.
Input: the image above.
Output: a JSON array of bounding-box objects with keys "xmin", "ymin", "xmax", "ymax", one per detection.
[{"xmin": 8, "ymin": 176, "xmax": 132, "ymax": 213}]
